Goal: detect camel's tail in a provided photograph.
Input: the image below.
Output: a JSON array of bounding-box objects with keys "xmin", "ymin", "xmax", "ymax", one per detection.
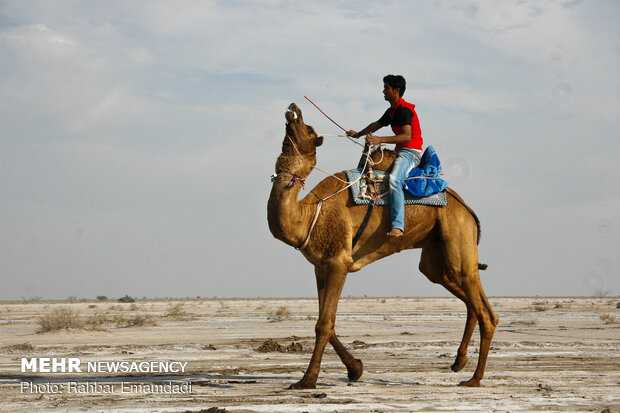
[{"xmin": 446, "ymin": 188, "xmax": 488, "ymax": 271}]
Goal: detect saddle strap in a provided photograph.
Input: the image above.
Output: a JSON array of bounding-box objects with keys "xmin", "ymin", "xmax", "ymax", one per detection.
[{"xmin": 352, "ymin": 203, "xmax": 374, "ymax": 249}]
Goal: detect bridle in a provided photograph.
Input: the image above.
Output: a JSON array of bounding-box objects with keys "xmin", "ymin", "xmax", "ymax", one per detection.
[{"xmin": 271, "ymin": 132, "xmax": 380, "ymax": 251}]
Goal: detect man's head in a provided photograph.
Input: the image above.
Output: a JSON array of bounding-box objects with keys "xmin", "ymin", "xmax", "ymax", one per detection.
[{"xmin": 383, "ymin": 74, "xmax": 406, "ymax": 98}]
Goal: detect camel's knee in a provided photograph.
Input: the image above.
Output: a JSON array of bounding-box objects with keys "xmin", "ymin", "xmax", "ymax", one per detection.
[
  {"xmin": 476, "ymin": 314, "xmax": 497, "ymax": 337},
  {"xmin": 482, "ymin": 313, "xmax": 499, "ymax": 332},
  {"xmin": 315, "ymin": 318, "xmax": 335, "ymax": 338}
]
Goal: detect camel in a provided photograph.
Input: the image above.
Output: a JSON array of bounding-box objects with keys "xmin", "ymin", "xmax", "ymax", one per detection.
[{"xmin": 267, "ymin": 103, "xmax": 499, "ymax": 389}]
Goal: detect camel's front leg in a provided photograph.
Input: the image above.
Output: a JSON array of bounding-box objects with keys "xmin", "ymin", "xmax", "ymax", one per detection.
[
  {"xmin": 290, "ymin": 263, "xmax": 347, "ymax": 389},
  {"xmin": 312, "ymin": 267, "xmax": 363, "ymax": 382}
]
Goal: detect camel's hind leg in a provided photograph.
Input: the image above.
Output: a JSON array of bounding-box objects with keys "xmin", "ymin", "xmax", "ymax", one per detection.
[
  {"xmin": 442, "ymin": 278, "xmax": 478, "ymax": 372},
  {"xmin": 421, "ymin": 242, "xmax": 499, "ymax": 386},
  {"xmin": 444, "ymin": 240, "xmax": 498, "ymax": 387},
  {"xmin": 456, "ymin": 272, "xmax": 498, "ymax": 387},
  {"xmin": 419, "ymin": 247, "xmax": 477, "ymax": 372}
]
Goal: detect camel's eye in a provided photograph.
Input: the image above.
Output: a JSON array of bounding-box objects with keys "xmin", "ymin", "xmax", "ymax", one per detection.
[{"xmin": 307, "ymin": 126, "xmax": 314, "ymax": 135}]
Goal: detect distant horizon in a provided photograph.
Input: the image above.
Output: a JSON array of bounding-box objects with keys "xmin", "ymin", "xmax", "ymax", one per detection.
[{"xmin": 3, "ymin": 294, "xmax": 618, "ymax": 304}]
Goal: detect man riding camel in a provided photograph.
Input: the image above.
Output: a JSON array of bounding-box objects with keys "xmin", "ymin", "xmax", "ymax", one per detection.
[{"xmin": 346, "ymin": 74, "xmax": 423, "ymax": 238}]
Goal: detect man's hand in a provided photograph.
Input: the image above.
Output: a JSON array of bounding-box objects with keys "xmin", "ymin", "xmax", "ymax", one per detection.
[
  {"xmin": 365, "ymin": 132, "xmax": 382, "ymax": 147},
  {"xmin": 346, "ymin": 130, "xmax": 359, "ymax": 138}
]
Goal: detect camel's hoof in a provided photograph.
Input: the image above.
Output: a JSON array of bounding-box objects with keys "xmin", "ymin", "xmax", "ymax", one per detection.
[
  {"xmin": 451, "ymin": 356, "xmax": 468, "ymax": 372},
  {"xmin": 289, "ymin": 380, "xmax": 316, "ymax": 390},
  {"xmin": 347, "ymin": 359, "xmax": 364, "ymax": 382},
  {"xmin": 458, "ymin": 378, "xmax": 481, "ymax": 387}
]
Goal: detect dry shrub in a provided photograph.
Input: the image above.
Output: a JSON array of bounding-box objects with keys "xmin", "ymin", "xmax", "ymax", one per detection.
[
  {"xmin": 593, "ymin": 289, "xmax": 609, "ymax": 299},
  {"xmin": 83, "ymin": 313, "xmax": 111, "ymax": 330},
  {"xmin": 600, "ymin": 313, "xmax": 616, "ymax": 324},
  {"xmin": 268, "ymin": 306, "xmax": 291, "ymax": 322},
  {"xmin": 534, "ymin": 305, "xmax": 547, "ymax": 312},
  {"xmin": 511, "ymin": 319, "xmax": 537, "ymax": 326},
  {"xmin": 118, "ymin": 295, "xmax": 136, "ymax": 303},
  {"xmin": 37, "ymin": 307, "xmax": 83, "ymax": 332},
  {"xmin": 83, "ymin": 313, "xmax": 155, "ymax": 329},
  {"xmin": 38, "ymin": 307, "xmax": 156, "ymax": 332},
  {"xmin": 3, "ymin": 342, "xmax": 36, "ymax": 353},
  {"xmin": 113, "ymin": 314, "xmax": 155, "ymax": 328},
  {"xmin": 166, "ymin": 303, "xmax": 188, "ymax": 320}
]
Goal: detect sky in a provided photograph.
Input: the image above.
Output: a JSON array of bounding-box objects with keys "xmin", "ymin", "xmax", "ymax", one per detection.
[{"xmin": 1, "ymin": 0, "xmax": 619, "ymax": 300}]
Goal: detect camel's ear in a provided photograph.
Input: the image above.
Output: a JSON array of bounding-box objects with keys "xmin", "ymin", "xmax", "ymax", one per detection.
[{"xmin": 316, "ymin": 136, "xmax": 324, "ymax": 147}]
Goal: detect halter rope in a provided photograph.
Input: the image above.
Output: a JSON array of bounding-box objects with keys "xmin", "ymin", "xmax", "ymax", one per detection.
[
  {"xmin": 273, "ymin": 98, "xmax": 387, "ymax": 250},
  {"xmin": 272, "ymin": 134, "xmax": 383, "ymax": 250}
]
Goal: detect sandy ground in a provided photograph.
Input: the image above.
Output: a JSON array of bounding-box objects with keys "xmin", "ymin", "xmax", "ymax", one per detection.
[{"xmin": 0, "ymin": 297, "xmax": 618, "ymax": 412}]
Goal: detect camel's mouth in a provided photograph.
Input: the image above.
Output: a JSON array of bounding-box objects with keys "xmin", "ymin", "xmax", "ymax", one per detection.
[{"xmin": 285, "ymin": 103, "xmax": 300, "ymax": 124}]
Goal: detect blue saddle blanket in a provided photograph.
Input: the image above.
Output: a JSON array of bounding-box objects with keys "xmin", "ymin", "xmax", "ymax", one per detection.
[
  {"xmin": 344, "ymin": 146, "xmax": 448, "ymax": 207},
  {"xmin": 406, "ymin": 146, "xmax": 449, "ymax": 197}
]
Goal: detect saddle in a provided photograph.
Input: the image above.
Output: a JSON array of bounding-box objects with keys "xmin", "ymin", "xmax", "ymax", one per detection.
[
  {"xmin": 345, "ymin": 145, "xmax": 448, "ymax": 206},
  {"xmin": 346, "ymin": 146, "xmax": 449, "ymax": 248}
]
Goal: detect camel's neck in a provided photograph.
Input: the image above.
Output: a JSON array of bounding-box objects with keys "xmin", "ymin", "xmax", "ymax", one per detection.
[{"xmin": 267, "ymin": 149, "xmax": 316, "ymax": 248}]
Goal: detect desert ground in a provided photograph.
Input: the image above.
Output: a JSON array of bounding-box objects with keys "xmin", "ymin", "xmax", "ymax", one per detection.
[{"xmin": 0, "ymin": 296, "xmax": 618, "ymax": 412}]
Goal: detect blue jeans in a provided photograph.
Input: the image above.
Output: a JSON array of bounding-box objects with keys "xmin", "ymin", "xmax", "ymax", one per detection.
[{"xmin": 389, "ymin": 148, "xmax": 421, "ymax": 231}]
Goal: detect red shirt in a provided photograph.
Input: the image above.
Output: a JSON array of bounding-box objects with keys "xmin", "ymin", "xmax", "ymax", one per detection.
[{"xmin": 378, "ymin": 97, "xmax": 423, "ymax": 151}]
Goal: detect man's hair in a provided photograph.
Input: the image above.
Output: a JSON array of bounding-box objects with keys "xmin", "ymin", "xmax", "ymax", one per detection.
[{"xmin": 383, "ymin": 74, "xmax": 406, "ymax": 97}]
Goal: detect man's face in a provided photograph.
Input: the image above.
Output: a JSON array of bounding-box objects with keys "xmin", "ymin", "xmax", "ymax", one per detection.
[{"xmin": 383, "ymin": 83, "xmax": 399, "ymax": 102}]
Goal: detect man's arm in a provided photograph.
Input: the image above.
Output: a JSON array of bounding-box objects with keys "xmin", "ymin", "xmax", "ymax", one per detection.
[
  {"xmin": 346, "ymin": 121, "xmax": 382, "ymax": 139},
  {"xmin": 365, "ymin": 124, "xmax": 411, "ymax": 147}
]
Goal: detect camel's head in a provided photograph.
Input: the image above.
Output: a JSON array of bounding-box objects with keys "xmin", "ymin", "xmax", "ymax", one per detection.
[{"xmin": 285, "ymin": 103, "xmax": 323, "ymax": 154}]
